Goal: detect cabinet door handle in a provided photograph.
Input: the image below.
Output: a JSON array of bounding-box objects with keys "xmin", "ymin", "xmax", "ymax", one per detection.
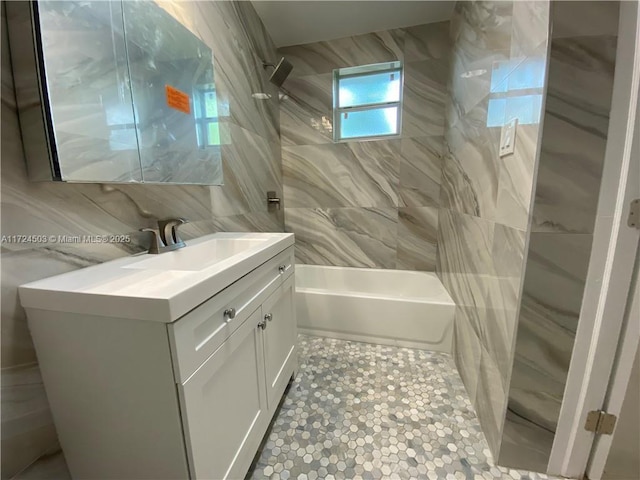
[
  {"xmin": 278, "ymin": 265, "xmax": 286, "ymax": 274},
  {"xmin": 224, "ymin": 308, "xmax": 236, "ymax": 321},
  {"xmin": 265, "ymin": 313, "xmax": 273, "ymax": 322},
  {"xmin": 257, "ymin": 320, "xmax": 267, "ymax": 330}
]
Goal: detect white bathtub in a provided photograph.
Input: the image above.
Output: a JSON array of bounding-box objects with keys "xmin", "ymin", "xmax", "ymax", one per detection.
[{"xmin": 296, "ymin": 265, "xmax": 455, "ymax": 352}]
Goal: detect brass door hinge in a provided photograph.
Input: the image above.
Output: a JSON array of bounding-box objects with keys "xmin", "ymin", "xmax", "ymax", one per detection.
[{"xmin": 584, "ymin": 410, "xmax": 617, "ymax": 435}]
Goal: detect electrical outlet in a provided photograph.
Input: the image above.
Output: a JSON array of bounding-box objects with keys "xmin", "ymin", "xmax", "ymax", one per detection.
[{"xmin": 499, "ymin": 118, "xmax": 518, "ymax": 157}]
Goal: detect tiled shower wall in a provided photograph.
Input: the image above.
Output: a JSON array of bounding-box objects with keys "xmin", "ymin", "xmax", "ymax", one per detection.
[
  {"xmin": 500, "ymin": 1, "xmax": 620, "ymax": 472},
  {"xmin": 1, "ymin": 2, "xmax": 282, "ymax": 477},
  {"xmin": 437, "ymin": 1, "xmax": 550, "ymax": 458},
  {"xmin": 279, "ymin": 22, "xmax": 450, "ymax": 270}
]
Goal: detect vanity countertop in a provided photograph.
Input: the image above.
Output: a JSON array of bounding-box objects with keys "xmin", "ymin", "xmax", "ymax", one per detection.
[{"xmin": 19, "ymin": 232, "xmax": 294, "ymax": 323}]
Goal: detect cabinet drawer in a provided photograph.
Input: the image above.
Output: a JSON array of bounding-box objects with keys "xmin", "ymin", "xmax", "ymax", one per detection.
[{"xmin": 169, "ymin": 247, "xmax": 294, "ymax": 383}]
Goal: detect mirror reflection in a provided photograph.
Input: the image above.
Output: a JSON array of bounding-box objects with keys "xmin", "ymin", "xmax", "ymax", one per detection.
[{"xmin": 122, "ymin": 1, "xmax": 222, "ymax": 184}]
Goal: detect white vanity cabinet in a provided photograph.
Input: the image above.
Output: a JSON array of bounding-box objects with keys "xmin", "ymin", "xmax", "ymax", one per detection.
[
  {"xmin": 19, "ymin": 233, "xmax": 296, "ymax": 480},
  {"xmin": 172, "ymin": 248, "xmax": 297, "ymax": 479}
]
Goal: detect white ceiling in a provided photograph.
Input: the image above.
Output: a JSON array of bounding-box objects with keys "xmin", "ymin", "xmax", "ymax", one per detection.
[{"xmin": 251, "ymin": 1, "xmax": 455, "ymax": 47}]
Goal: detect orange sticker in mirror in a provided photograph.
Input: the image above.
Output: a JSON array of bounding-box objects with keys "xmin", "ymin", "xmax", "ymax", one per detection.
[{"xmin": 165, "ymin": 85, "xmax": 190, "ymax": 114}]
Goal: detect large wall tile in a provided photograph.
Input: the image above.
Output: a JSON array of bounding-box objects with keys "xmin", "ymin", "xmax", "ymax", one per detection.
[
  {"xmin": 211, "ymin": 211, "xmax": 284, "ymax": 234},
  {"xmin": 437, "ymin": 209, "xmax": 495, "ymax": 276},
  {"xmin": 508, "ymin": 315, "xmax": 572, "ymax": 431},
  {"xmin": 502, "ymin": 5, "xmax": 617, "ymax": 469},
  {"xmin": 403, "ymin": 21, "xmax": 451, "ymax": 63},
  {"xmin": 476, "ymin": 346, "xmax": 507, "ymax": 455},
  {"xmin": 280, "ymin": 74, "xmax": 333, "ymax": 147},
  {"xmin": 232, "ymin": 1, "xmax": 280, "ymax": 64},
  {"xmin": 440, "ymin": 130, "xmax": 499, "ymax": 220},
  {"xmin": 552, "ymin": 1, "xmax": 620, "ymax": 39},
  {"xmin": 402, "ymin": 59, "xmax": 449, "ymax": 137},
  {"xmin": 448, "ymin": 1, "xmax": 513, "ymax": 120},
  {"xmin": 544, "ymin": 35, "xmax": 617, "ymax": 138},
  {"xmin": 437, "ymin": 210, "xmax": 496, "ymax": 339},
  {"xmin": 531, "ymin": 114, "xmax": 608, "ymax": 233},
  {"xmin": 396, "ymin": 207, "xmax": 438, "ymax": 271},
  {"xmin": 442, "ymin": 85, "xmax": 503, "ymax": 223},
  {"xmin": 451, "ymin": 306, "xmax": 482, "ymax": 403},
  {"xmin": 441, "ymin": 0, "xmax": 551, "ymax": 464},
  {"xmin": 1, "ymin": 247, "xmax": 123, "ymax": 368},
  {"xmin": 446, "ymin": 221, "xmax": 524, "ymax": 395},
  {"xmin": 510, "ymin": 1, "xmax": 550, "ymax": 59},
  {"xmin": 530, "ymin": 31, "xmax": 617, "ymax": 234},
  {"xmin": 2, "ymin": 364, "xmax": 59, "ymax": 479},
  {"xmin": 502, "ymin": 24, "xmax": 617, "ymax": 467},
  {"xmin": 13, "ymin": 450, "xmax": 70, "ymax": 480},
  {"xmin": 399, "ymin": 136, "xmax": 444, "ymax": 208},
  {"xmin": 504, "ymin": 231, "xmax": 597, "ymax": 470},
  {"xmin": 522, "ymin": 232, "xmax": 593, "ymax": 339},
  {"xmin": 280, "ymin": 30, "xmax": 404, "ymax": 77},
  {"xmin": 449, "ymin": 48, "xmax": 508, "ymax": 123},
  {"xmin": 285, "ymin": 207, "xmax": 397, "ymax": 269},
  {"xmin": 280, "ymin": 21, "xmax": 451, "ymax": 272},
  {"xmin": 211, "ymin": 124, "xmax": 283, "ymax": 217},
  {"xmin": 439, "ymin": 151, "xmax": 483, "ymax": 219},
  {"xmin": 499, "ymin": 409, "xmax": 555, "ymax": 473},
  {"xmin": 509, "ymin": 233, "xmax": 593, "ymax": 434},
  {"xmin": 479, "ymin": 225, "xmax": 526, "ymax": 390},
  {"xmin": 283, "ymin": 141, "xmax": 400, "ymax": 208},
  {"xmin": 193, "ymin": 1, "xmax": 280, "ymax": 145},
  {"xmin": 492, "ymin": 225, "xmax": 526, "ymax": 289},
  {"xmin": 494, "ymin": 123, "xmax": 540, "ymax": 231},
  {"xmin": 476, "ymin": 303, "xmax": 516, "ymax": 393},
  {"xmin": 447, "ymin": 90, "xmax": 501, "ymax": 152},
  {"xmin": 488, "ymin": 225, "xmax": 526, "ymax": 388}
]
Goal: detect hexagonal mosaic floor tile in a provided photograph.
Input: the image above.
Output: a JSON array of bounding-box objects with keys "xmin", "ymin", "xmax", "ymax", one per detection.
[{"xmin": 247, "ymin": 335, "xmax": 565, "ymax": 480}]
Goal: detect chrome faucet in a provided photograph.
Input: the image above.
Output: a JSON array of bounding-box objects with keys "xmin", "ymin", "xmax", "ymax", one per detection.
[{"xmin": 140, "ymin": 218, "xmax": 188, "ymax": 254}]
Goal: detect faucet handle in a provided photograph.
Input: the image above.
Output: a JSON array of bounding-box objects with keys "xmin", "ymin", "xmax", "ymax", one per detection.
[
  {"xmin": 170, "ymin": 218, "xmax": 188, "ymax": 245},
  {"xmin": 139, "ymin": 228, "xmax": 163, "ymax": 254},
  {"xmin": 157, "ymin": 218, "xmax": 188, "ymax": 246}
]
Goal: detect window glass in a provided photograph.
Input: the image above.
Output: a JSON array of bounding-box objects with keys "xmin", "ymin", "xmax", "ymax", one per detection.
[
  {"xmin": 340, "ymin": 107, "xmax": 399, "ymax": 139},
  {"xmin": 333, "ymin": 61, "xmax": 403, "ymax": 141},
  {"xmin": 338, "ymin": 72, "xmax": 401, "ymax": 108}
]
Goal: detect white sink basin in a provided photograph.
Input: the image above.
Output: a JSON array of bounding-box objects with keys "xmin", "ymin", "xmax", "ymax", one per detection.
[
  {"xmin": 124, "ymin": 238, "xmax": 268, "ymax": 272},
  {"xmin": 18, "ymin": 232, "xmax": 295, "ymax": 322}
]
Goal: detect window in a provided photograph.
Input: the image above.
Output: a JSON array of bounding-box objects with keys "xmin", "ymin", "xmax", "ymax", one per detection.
[{"xmin": 333, "ymin": 61, "xmax": 403, "ymax": 141}]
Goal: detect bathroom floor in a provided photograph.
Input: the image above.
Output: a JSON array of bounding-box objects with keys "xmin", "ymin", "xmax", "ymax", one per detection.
[{"xmin": 247, "ymin": 335, "xmax": 560, "ymax": 480}]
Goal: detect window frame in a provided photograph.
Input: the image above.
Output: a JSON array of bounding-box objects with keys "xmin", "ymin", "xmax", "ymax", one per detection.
[{"xmin": 333, "ymin": 62, "xmax": 404, "ymax": 142}]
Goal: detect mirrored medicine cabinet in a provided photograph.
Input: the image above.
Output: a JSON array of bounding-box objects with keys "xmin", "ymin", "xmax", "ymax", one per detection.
[{"xmin": 6, "ymin": 0, "xmax": 223, "ymax": 185}]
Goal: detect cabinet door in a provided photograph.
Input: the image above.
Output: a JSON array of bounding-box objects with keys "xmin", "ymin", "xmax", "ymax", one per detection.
[
  {"xmin": 179, "ymin": 308, "xmax": 268, "ymax": 480},
  {"xmin": 121, "ymin": 1, "xmax": 223, "ymax": 185},
  {"xmin": 262, "ymin": 274, "xmax": 297, "ymax": 409}
]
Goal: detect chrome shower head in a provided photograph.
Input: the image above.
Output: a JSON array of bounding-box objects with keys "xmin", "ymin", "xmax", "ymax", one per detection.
[{"xmin": 263, "ymin": 57, "xmax": 293, "ymax": 87}]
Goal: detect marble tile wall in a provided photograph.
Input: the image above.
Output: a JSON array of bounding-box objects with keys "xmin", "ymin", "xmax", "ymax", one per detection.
[
  {"xmin": 437, "ymin": 0, "xmax": 550, "ymax": 461},
  {"xmin": 1, "ymin": 2, "xmax": 283, "ymax": 477},
  {"xmin": 278, "ymin": 21, "xmax": 450, "ymax": 271},
  {"xmin": 500, "ymin": 1, "xmax": 620, "ymax": 472}
]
